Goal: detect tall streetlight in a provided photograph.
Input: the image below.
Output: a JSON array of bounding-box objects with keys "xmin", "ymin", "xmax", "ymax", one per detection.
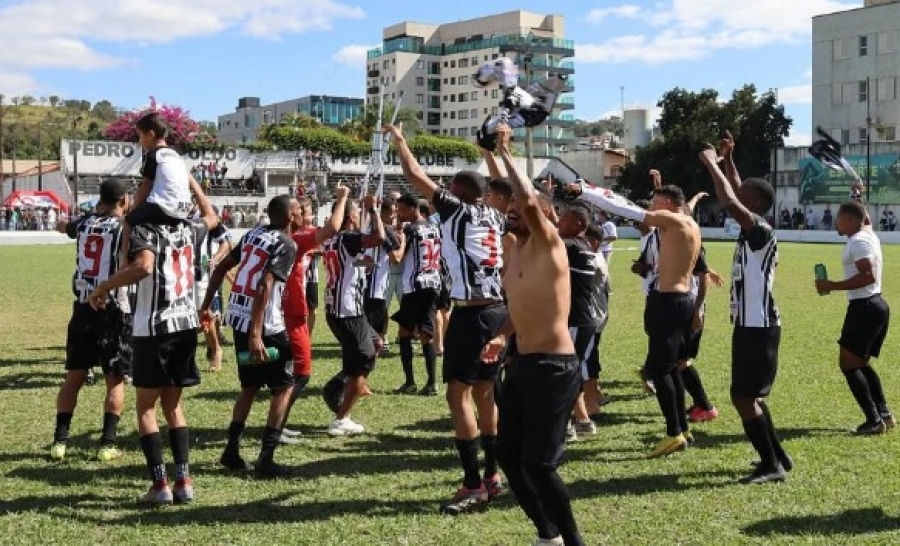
[
  {"xmin": 71, "ymin": 116, "xmax": 82, "ymax": 208},
  {"xmin": 0, "ymin": 94, "xmax": 5, "ymax": 204}
]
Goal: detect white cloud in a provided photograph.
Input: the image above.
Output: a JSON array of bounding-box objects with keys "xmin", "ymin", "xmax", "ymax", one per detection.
[
  {"xmin": 778, "ymin": 84, "xmax": 813, "ymax": 105},
  {"xmin": 585, "ymin": 5, "xmax": 642, "ymax": 24},
  {"xmin": 785, "ymin": 131, "xmax": 813, "ymax": 146},
  {"xmin": 0, "ymin": 0, "xmax": 364, "ymax": 96},
  {"xmin": 578, "ymin": 0, "xmax": 856, "ymax": 65},
  {"xmin": 333, "ymin": 44, "xmax": 377, "ymax": 68}
]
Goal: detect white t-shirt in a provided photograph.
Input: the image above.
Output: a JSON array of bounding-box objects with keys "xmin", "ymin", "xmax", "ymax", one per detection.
[
  {"xmin": 843, "ymin": 228, "xmax": 882, "ymax": 300},
  {"xmin": 141, "ymin": 146, "xmax": 191, "ymax": 219},
  {"xmin": 600, "ymin": 221, "xmax": 617, "ymax": 253}
]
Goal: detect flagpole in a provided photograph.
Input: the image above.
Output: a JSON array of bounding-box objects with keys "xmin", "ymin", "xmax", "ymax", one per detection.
[{"xmin": 866, "ymin": 76, "xmax": 872, "ymax": 203}]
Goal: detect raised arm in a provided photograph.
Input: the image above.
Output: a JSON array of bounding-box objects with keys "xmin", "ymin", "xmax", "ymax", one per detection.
[
  {"xmin": 383, "ymin": 124, "xmax": 438, "ymax": 201},
  {"xmin": 480, "ymin": 147, "xmax": 506, "ymax": 181},
  {"xmin": 315, "ymin": 182, "xmax": 349, "ymax": 245},
  {"xmin": 192, "ymin": 178, "xmax": 219, "ymax": 231},
  {"xmin": 685, "ymin": 192, "xmax": 709, "ymax": 215},
  {"xmin": 719, "ymin": 130, "xmax": 742, "ymax": 193},
  {"xmin": 698, "ymin": 146, "xmax": 756, "ymax": 232},
  {"xmin": 359, "ymin": 195, "xmax": 386, "ymax": 249},
  {"xmin": 496, "ymin": 125, "xmax": 557, "ymax": 246}
]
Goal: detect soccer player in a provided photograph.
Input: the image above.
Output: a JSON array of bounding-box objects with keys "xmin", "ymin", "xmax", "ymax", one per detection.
[
  {"xmin": 815, "ymin": 200, "xmax": 893, "ymax": 434},
  {"xmin": 699, "ymin": 135, "xmax": 790, "ymax": 484},
  {"xmin": 582, "ymin": 223, "xmax": 611, "ymax": 417},
  {"xmin": 392, "ymin": 193, "xmax": 443, "ymax": 396},
  {"xmin": 194, "ymin": 205, "xmax": 233, "ymax": 372},
  {"xmin": 566, "ymin": 182, "xmax": 700, "ymax": 459},
  {"xmin": 482, "ymin": 125, "xmax": 585, "ymax": 546},
  {"xmin": 280, "ymin": 188, "xmax": 351, "ymax": 443},
  {"xmin": 681, "ymin": 246, "xmax": 719, "ymax": 423},
  {"xmin": 202, "ymin": 195, "xmax": 298, "ymax": 476},
  {"xmin": 387, "ymin": 123, "xmax": 507, "ymax": 515},
  {"xmin": 51, "ymin": 179, "xmax": 133, "ymax": 463},
  {"xmin": 364, "ymin": 198, "xmax": 402, "ymax": 355},
  {"xmin": 323, "ymin": 195, "xmax": 386, "ymax": 435},
  {"xmin": 88, "ymin": 178, "xmax": 217, "ymax": 505}
]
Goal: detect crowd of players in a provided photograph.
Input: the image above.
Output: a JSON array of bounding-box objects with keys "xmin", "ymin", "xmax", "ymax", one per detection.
[{"xmin": 48, "ymin": 114, "xmax": 891, "ymax": 546}]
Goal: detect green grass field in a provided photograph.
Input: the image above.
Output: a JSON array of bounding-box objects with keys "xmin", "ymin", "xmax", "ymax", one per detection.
[{"xmin": 2, "ymin": 240, "xmax": 900, "ymax": 545}]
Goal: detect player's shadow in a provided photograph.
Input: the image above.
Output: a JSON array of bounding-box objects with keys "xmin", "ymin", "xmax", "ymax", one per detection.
[
  {"xmin": 26, "ymin": 345, "xmax": 67, "ymax": 352},
  {"xmin": 395, "ymin": 416, "xmax": 453, "ymax": 434},
  {"xmin": 287, "ymin": 449, "xmax": 453, "ymax": 479},
  {"xmin": 0, "ymin": 492, "xmax": 113, "ymax": 516},
  {"xmin": 309, "ymin": 347, "xmax": 345, "ymax": 361},
  {"xmin": 6, "ymin": 464, "xmax": 150, "ymax": 486},
  {"xmin": 568, "ymin": 469, "xmax": 738, "ymax": 498},
  {"xmin": 742, "ymin": 508, "xmax": 900, "ymax": 538},
  {"xmin": 349, "ymin": 432, "xmax": 456, "ymax": 454},
  {"xmin": 0, "ymin": 357, "xmax": 60, "ymax": 369},
  {"xmin": 0, "ymin": 371, "xmax": 61, "ymax": 390},
  {"xmin": 686, "ymin": 427, "xmax": 845, "ymax": 449}
]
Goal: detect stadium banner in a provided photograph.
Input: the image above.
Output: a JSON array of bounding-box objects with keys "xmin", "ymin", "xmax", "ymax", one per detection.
[{"xmin": 799, "ymin": 153, "xmax": 900, "ymax": 204}]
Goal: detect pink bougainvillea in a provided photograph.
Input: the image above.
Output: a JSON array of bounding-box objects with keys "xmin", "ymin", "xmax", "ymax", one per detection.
[{"xmin": 102, "ymin": 96, "xmax": 201, "ymax": 150}]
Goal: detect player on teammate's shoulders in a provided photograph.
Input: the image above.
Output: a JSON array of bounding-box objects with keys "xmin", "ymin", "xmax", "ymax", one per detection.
[{"xmin": 50, "ymin": 179, "xmax": 134, "ymax": 464}]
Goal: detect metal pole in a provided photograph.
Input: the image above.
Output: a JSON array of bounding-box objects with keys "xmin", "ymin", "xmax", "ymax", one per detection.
[
  {"xmin": 524, "ymin": 58, "xmax": 534, "ymax": 182},
  {"xmin": 866, "ymin": 76, "xmax": 872, "ymax": 203},
  {"xmin": 10, "ymin": 124, "xmax": 16, "ymax": 193},
  {"xmin": 38, "ymin": 119, "xmax": 43, "ymax": 191},
  {"xmin": 0, "ymin": 94, "xmax": 5, "ymax": 205},
  {"xmin": 72, "ymin": 117, "xmax": 81, "ymax": 209}
]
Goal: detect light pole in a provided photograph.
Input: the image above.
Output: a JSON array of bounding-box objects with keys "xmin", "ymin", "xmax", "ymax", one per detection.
[
  {"xmin": 522, "ymin": 54, "xmax": 535, "ymax": 182},
  {"xmin": 866, "ymin": 76, "xmax": 872, "ymax": 203},
  {"xmin": 71, "ymin": 116, "xmax": 82, "ymax": 208},
  {"xmin": 0, "ymin": 94, "xmax": 5, "ymax": 204}
]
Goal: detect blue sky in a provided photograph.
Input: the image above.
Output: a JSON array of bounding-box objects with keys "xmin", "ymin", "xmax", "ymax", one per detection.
[{"xmin": 0, "ymin": 0, "xmax": 863, "ymax": 145}]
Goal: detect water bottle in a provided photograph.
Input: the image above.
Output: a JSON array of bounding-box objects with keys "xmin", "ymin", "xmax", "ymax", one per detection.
[
  {"xmin": 814, "ymin": 263, "xmax": 829, "ymax": 296},
  {"xmin": 202, "ymin": 255, "xmax": 210, "ymax": 272},
  {"xmin": 237, "ymin": 347, "xmax": 280, "ymax": 366}
]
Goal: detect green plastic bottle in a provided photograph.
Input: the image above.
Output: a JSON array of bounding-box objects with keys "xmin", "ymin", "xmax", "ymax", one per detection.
[
  {"xmin": 237, "ymin": 347, "xmax": 280, "ymax": 366},
  {"xmin": 814, "ymin": 263, "xmax": 829, "ymax": 296}
]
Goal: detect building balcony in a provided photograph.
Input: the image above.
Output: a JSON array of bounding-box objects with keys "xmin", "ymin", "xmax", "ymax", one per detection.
[
  {"xmin": 523, "ymin": 59, "xmax": 575, "ymax": 75},
  {"xmin": 556, "ymin": 96, "xmax": 575, "ymax": 111},
  {"xmin": 366, "ymin": 86, "xmax": 380, "ymax": 95},
  {"xmin": 512, "ymin": 127, "xmax": 577, "ymax": 145},
  {"xmin": 366, "ymin": 34, "xmax": 575, "ymax": 60},
  {"xmin": 367, "ymin": 69, "xmax": 380, "ymax": 78},
  {"xmin": 546, "ymin": 114, "xmax": 576, "ymax": 127}
]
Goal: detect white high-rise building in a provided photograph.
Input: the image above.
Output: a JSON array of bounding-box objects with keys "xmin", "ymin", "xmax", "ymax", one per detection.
[
  {"xmin": 813, "ymin": 0, "xmax": 900, "ymax": 144},
  {"xmin": 365, "ymin": 11, "xmax": 576, "ymax": 157}
]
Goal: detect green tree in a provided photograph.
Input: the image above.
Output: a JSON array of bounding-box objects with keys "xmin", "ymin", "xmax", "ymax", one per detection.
[
  {"xmin": 339, "ymin": 102, "xmax": 421, "ymax": 141},
  {"xmin": 573, "ymin": 116, "xmax": 624, "ymax": 138},
  {"xmin": 617, "ymin": 85, "xmax": 792, "ymax": 200},
  {"xmin": 90, "ymin": 100, "xmax": 118, "ymax": 122}
]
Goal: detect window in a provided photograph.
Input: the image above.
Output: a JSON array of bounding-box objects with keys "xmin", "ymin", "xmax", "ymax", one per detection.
[
  {"xmin": 459, "ymin": 110, "xmax": 468, "ymax": 120},
  {"xmin": 416, "ymin": 76, "xmax": 424, "ymax": 86},
  {"xmin": 471, "ymin": 91, "xmax": 477, "ymax": 100},
  {"xmin": 859, "ymin": 35, "xmax": 869, "ymax": 56},
  {"xmin": 392, "ymin": 76, "xmax": 396, "ymax": 82},
  {"xmin": 483, "ymin": 90, "xmax": 488, "ymax": 97},
  {"xmin": 443, "ymin": 112, "xmax": 448, "ymax": 118},
  {"xmin": 458, "ymin": 75, "xmax": 469, "ymax": 85},
  {"xmin": 450, "ymin": 95, "xmax": 456, "ymax": 102},
  {"xmin": 450, "ymin": 77, "xmax": 456, "ymax": 85},
  {"xmin": 859, "ymin": 127, "xmax": 869, "ymax": 143},
  {"xmin": 392, "ymin": 58, "xmax": 396, "ymax": 65},
  {"xmin": 383, "ymin": 60, "xmax": 389, "ymax": 69},
  {"xmin": 429, "ymin": 62, "xmax": 441, "ymax": 75},
  {"xmin": 457, "ymin": 92, "xmax": 467, "ymax": 102},
  {"xmin": 443, "ymin": 61, "xmax": 448, "ymax": 67},
  {"xmin": 459, "ymin": 58, "xmax": 469, "ymax": 68},
  {"xmin": 450, "ymin": 128, "xmax": 456, "ymax": 136},
  {"xmin": 427, "ymin": 112, "xmax": 440, "ymax": 126},
  {"xmin": 483, "ymin": 108, "xmax": 488, "ymax": 114},
  {"xmin": 491, "ymin": 106, "xmax": 498, "ymax": 116},
  {"xmin": 416, "ymin": 110, "xmax": 424, "ymax": 120},
  {"xmin": 459, "ymin": 128, "xmax": 468, "ymax": 137},
  {"xmin": 881, "ymin": 126, "xmax": 897, "ymax": 141},
  {"xmin": 443, "ymin": 78, "xmax": 448, "ymax": 84},
  {"xmin": 878, "ymin": 31, "xmax": 897, "ymax": 54},
  {"xmin": 492, "ymin": 53, "xmax": 499, "ymax": 59},
  {"xmin": 833, "ymin": 38, "xmax": 850, "ymax": 60},
  {"xmin": 491, "ymin": 89, "xmax": 499, "ymax": 99},
  {"xmin": 859, "ymin": 80, "xmax": 868, "ymax": 103},
  {"xmin": 416, "ymin": 60, "xmax": 424, "ymax": 69},
  {"xmin": 471, "ymin": 126, "xmax": 478, "ymax": 135},
  {"xmin": 878, "ymin": 77, "xmax": 897, "ymax": 101},
  {"xmin": 416, "ymin": 94, "xmax": 424, "ymax": 104},
  {"xmin": 450, "ymin": 60, "xmax": 456, "ymax": 68},
  {"xmin": 471, "ymin": 57, "xmax": 478, "ymax": 66},
  {"xmin": 429, "ymin": 96, "xmax": 440, "ymax": 108},
  {"xmin": 832, "ymin": 83, "xmax": 843, "ymax": 104},
  {"xmin": 450, "ymin": 112, "xmax": 456, "ymax": 119}
]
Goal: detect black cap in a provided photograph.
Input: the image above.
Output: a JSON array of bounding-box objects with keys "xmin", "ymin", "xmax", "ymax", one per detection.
[
  {"xmin": 99, "ymin": 178, "xmax": 130, "ymax": 205},
  {"xmin": 396, "ymin": 192, "xmax": 419, "ymax": 207}
]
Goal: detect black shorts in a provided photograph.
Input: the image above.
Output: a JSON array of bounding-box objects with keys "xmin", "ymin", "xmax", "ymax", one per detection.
[
  {"xmin": 305, "ymin": 282, "xmax": 319, "ymax": 310},
  {"xmin": 435, "ymin": 285, "xmax": 451, "ymax": 311},
  {"xmin": 233, "ymin": 330, "xmax": 295, "ymax": 392},
  {"xmin": 132, "ymin": 330, "xmax": 201, "ymax": 389},
  {"xmin": 443, "ymin": 302, "xmax": 507, "ymax": 385},
  {"xmin": 682, "ymin": 329, "xmax": 703, "ymax": 361},
  {"xmin": 839, "ymin": 295, "xmax": 890, "ymax": 359},
  {"xmin": 364, "ymin": 297, "xmax": 388, "ymax": 335},
  {"xmin": 569, "ymin": 326, "xmax": 598, "ymax": 381},
  {"xmin": 644, "ymin": 291, "xmax": 693, "ymax": 376},
  {"xmin": 125, "ymin": 202, "xmax": 183, "ymax": 227},
  {"xmin": 497, "ymin": 353, "xmax": 581, "ymax": 469},
  {"xmin": 586, "ymin": 329, "xmax": 603, "ymax": 379},
  {"xmin": 326, "ymin": 314, "xmax": 377, "ymax": 377},
  {"xmin": 392, "ymin": 289, "xmax": 438, "ymax": 336},
  {"xmin": 731, "ymin": 326, "xmax": 781, "ymax": 399},
  {"xmin": 65, "ymin": 302, "xmax": 133, "ymax": 377}
]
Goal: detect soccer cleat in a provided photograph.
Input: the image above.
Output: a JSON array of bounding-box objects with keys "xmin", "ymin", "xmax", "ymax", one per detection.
[
  {"xmin": 141, "ymin": 482, "xmax": 174, "ymax": 506},
  {"xmin": 173, "ymin": 478, "xmax": 194, "ymax": 504},
  {"xmin": 683, "ymin": 430, "xmax": 695, "ymax": 447},
  {"xmin": 255, "ymin": 460, "xmax": 292, "ymax": 478},
  {"xmin": 439, "ymin": 486, "xmax": 489, "ymax": 516},
  {"xmin": 394, "ymin": 382, "xmax": 418, "ymax": 395},
  {"xmin": 574, "ymin": 420, "xmax": 597, "ymax": 436},
  {"xmin": 636, "ymin": 368, "xmax": 656, "ymax": 395},
  {"xmin": 97, "ymin": 445, "xmax": 123, "ymax": 462},
  {"xmin": 220, "ymin": 452, "xmax": 253, "ymax": 472},
  {"xmin": 49, "ymin": 443, "xmax": 67, "ymax": 461},
  {"xmin": 533, "ymin": 538, "xmax": 564, "ymax": 546},
  {"xmin": 328, "ymin": 418, "xmax": 365, "ymax": 436},
  {"xmin": 751, "ymin": 455, "xmax": 794, "ymax": 473},
  {"xmin": 483, "ymin": 474, "xmax": 505, "ymax": 500},
  {"xmin": 565, "ymin": 423, "xmax": 578, "ymax": 443},
  {"xmin": 881, "ymin": 412, "xmax": 896, "ymax": 430},
  {"xmin": 282, "ymin": 428, "xmax": 303, "ymax": 438},
  {"xmin": 689, "ymin": 406, "xmax": 719, "ymax": 423},
  {"xmin": 855, "ymin": 419, "xmax": 887, "ymax": 435},
  {"xmin": 279, "ymin": 433, "xmax": 303, "ymax": 446},
  {"xmin": 739, "ymin": 464, "xmax": 786, "ymax": 484},
  {"xmin": 419, "ymin": 383, "xmax": 439, "ymax": 397},
  {"xmin": 648, "ymin": 434, "xmax": 687, "ymax": 458},
  {"xmin": 86, "ymin": 369, "xmax": 96, "ymax": 386}
]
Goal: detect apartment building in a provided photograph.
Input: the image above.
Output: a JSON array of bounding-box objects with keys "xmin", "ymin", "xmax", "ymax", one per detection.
[
  {"xmin": 217, "ymin": 95, "xmax": 364, "ymax": 144},
  {"xmin": 812, "ymin": 0, "xmax": 900, "ymax": 145},
  {"xmin": 365, "ymin": 11, "xmax": 576, "ymax": 157}
]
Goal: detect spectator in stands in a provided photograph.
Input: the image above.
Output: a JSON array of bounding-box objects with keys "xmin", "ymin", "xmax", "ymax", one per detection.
[
  {"xmin": 246, "ymin": 209, "xmax": 258, "ymax": 227},
  {"xmin": 47, "ymin": 207, "xmax": 57, "ymax": 231},
  {"xmin": 806, "ymin": 209, "xmax": 817, "ymax": 231},
  {"xmin": 220, "ymin": 163, "xmax": 228, "ymax": 184},
  {"xmin": 889, "ymin": 211, "xmax": 897, "ymax": 232},
  {"xmin": 822, "ymin": 206, "xmax": 833, "ymax": 230}
]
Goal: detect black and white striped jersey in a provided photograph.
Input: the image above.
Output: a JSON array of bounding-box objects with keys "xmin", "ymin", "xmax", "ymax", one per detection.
[
  {"xmin": 131, "ymin": 221, "xmax": 209, "ymax": 337},
  {"xmin": 731, "ymin": 216, "xmax": 780, "ymax": 328},
  {"xmin": 323, "ymin": 231, "xmax": 366, "ymax": 318},
  {"xmin": 637, "ymin": 228, "xmax": 660, "ymax": 296},
  {"xmin": 432, "ymin": 188, "xmax": 505, "ymax": 301},
  {"xmin": 565, "ymin": 236, "xmax": 603, "ymax": 328},
  {"xmin": 194, "ymin": 223, "xmax": 231, "ymax": 283},
  {"xmin": 225, "ymin": 226, "xmax": 296, "ymax": 335},
  {"xmin": 401, "ymin": 220, "xmax": 443, "ymax": 294},
  {"xmin": 365, "ymin": 225, "xmax": 400, "ymax": 300},
  {"xmin": 66, "ymin": 214, "xmax": 125, "ymax": 304},
  {"xmin": 306, "ymin": 254, "xmax": 320, "ymax": 284}
]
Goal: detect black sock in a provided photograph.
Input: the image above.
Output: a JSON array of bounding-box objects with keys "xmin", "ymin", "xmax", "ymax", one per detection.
[
  {"xmin": 843, "ymin": 368, "xmax": 880, "ymax": 422},
  {"xmin": 100, "ymin": 412, "xmax": 120, "ymax": 446},
  {"xmin": 673, "ymin": 370, "xmax": 689, "ymax": 435},
  {"xmin": 481, "ymin": 435, "xmax": 497, "ymax": 478},
  {"xmin": 54, "ymin": 412, "xmax": 74, "ymax": 444},
  {"xmin": 258, "ymin": 426, "xmax": 281, "ymax": 465},
  {"xmin": 861, "ymin": 366, "xmax": 890, "ymax": 415},
  {"xmin": 758, "ymin": 400, "xmax": 787, "ymax": 462},
  {"xmin": 651, "ymin": 371, "xmax": 681, "ymax": 437},
  {"xmin": 168, "ymin": 427, "xmax": 190, "ymax": 481},
  {"xmin": 422, "ymin": 342, "xmax": 437, "ymax": 385},
  {"xmin": 743, "ymin": 415, "xmax": 778, "ymax": 470},
  {"xmin": 680, "ymin": 366, "xmax": 713, "ymax": 411},
  {"xmin": 225, "ymin": 421, "xmax": 245, "ymax": 454},
  {"xmin": 139, "ymin": 432, "xmax": 167, "ymax": 483},
  {"xmin": 399, "ymin": 337, "xmax": 415, "ymax": 384},
  {"xmin": 455, "ymin": 438, "xmax": 482, "ymax": 489}
]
